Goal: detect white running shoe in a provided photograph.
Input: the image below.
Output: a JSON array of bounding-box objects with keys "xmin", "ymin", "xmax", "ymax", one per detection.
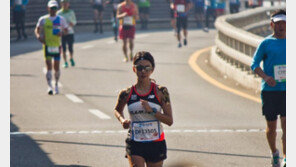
[
  {"xmin": 47, "ymin": 87, "xmax": 53, "ymax": 95},
  {"xmin": 54, "ymin": 85, "xmax": 59, "ymax": 95},
  {"xmin": 271, "ymin": 149, "xmax": 281, "ymax": 167}
]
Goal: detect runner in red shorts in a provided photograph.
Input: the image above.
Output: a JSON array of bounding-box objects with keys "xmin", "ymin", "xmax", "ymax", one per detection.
[{"xmin": 117, "ymin": 0, "xmax": 139, "ymax": 62}]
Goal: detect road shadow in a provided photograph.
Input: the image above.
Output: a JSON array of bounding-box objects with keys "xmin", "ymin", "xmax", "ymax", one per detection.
[
  {"xmin": 10, "ymin": 114, "xmax": 89, "ymax": 167},
  {"xmin": 10, "ymin": 114, "xmax": 55, "ymax": 167},
  {"xmin": 35, "ymin": 139, "xmax": 269, "ymax": 159}
]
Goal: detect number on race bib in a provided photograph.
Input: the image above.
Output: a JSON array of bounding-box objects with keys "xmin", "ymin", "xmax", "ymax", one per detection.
[
  {"xmin": 123, "ymin": 16, "xmax": 133, "ymax": 25},
  {"xmin": 274, "ymin": 65, "xmax": 286, "ymax": 82},
  {"xmin": 47, "ymin": 46, "xmax": 60, "ymax": 54},
  {"xmin": 131, "ymin": 121, "xmax": 160, "ymax": 142}
]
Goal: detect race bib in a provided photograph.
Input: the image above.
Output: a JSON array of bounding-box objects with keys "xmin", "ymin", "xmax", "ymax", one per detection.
[
  {"xmin": 47, "ymin": 46, "xmax": 60, "ymax": 54},
  {"xmin": 176, "ymin": 4, "xmax": 185, "ymax": 12},
  {"xmin": 274, "ymin": 65, "xmax": 286, "ymax": 82},
  {"xmin": 131, "ymin": 121, "xmax": 160, "ymax": 142},
  {"xmin": 123, "ymin": 16, "xmax": 133, "ymax": 25}
]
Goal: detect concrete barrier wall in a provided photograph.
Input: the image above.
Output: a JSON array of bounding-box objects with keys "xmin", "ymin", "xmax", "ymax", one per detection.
[{"xmin": 212, "ymin": 6, "xmax": 285, "ymax": 91}]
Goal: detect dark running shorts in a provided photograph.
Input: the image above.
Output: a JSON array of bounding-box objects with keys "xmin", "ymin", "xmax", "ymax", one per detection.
[
  {"xmin": 125, "ymin": 138, "xmax": 167, "ymax": 163},
  {"xmin": 170, "ymin": 9, "xmax": 174, "ymax": 18},
  {"xmin": 176, "ymin": 16, "xmax": 188, "ymax": 33},
  {"xmin": 43, "ymin": 45, "xmax": 61, "ymax": 61},
  {"xmin": 261, "ymin": 91, "xmax": 286, "ymax": 121}
]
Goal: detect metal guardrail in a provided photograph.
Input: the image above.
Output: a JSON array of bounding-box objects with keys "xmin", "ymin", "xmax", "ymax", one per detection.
[{"xmin": 214, "ymin": 6, "xmax": 285, "ymax": 73}]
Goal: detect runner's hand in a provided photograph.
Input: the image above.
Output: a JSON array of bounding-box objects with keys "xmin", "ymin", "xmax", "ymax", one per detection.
[
  {"xmin": 264, "ymin": 76, "xmax": 277, "ymax": 87},
  {"xmin": 140, "ymin": 99, "xmax": 152, "ymax": 113},
  {"xmin": 121, "ymin": 119, "xmax": 131, "ymax": 129},
  {"xmin": 37, "ymin": 35, "xmax": 45, "ymax": 44}
]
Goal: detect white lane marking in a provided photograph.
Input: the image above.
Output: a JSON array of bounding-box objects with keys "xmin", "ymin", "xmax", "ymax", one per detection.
[
  {"xmin": 136, "ymin": 34, "xmax": 149, "ymax": 39},
  {"xmin": 65, "ymin": 94, "xmax": 84, "ymax": 103},
  {"xmin": 81, "ymin": 45, "xmax": 94, "ymax": 49},
  {"xmin": 107, "ymin": 41, "xmax": 115, "ymax": 44},
  {"xmin": 10, "ymin": 129, "xmax": 283, "ymax": 136},
  {"xmin": 89, "ymin": 109, "xmax": 111, "ymax": 120}
]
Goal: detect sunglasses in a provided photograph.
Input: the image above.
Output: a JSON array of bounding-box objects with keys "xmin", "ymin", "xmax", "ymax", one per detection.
[
  {"xmin": 50, "ymin": 7, "xmax": 58, "ymax": 10},
  {"xmin": 135, "ymin": 65, "xmax": 153, "ymax": 72}
]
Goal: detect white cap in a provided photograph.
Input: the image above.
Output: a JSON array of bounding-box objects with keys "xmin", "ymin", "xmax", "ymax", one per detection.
[
  {"xmin": 47, "ymin": 0, "xmax": 59, "ymax": 8},
  {"xmin": 271, "ymin": 14, "xmax": 286, "ymax": 22}
]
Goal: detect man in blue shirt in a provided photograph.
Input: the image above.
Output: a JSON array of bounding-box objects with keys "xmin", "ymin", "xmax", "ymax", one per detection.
[
  {"xmin": 11, "ymin": 0, "xmax": 29, "ymax": 41},
  {"xmin": 251, "ymin": 9, "xmax": 286, "ymax": 167}
]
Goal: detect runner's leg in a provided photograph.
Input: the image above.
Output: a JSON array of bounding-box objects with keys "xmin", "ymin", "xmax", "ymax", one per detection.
[
  {"xmin": 93, "ymin": 9, "xmax": 99, "ymax": 32},
  {"xmin": 280, "ymin": 116, "xmax": 286, "ymax": 158},
  {"xmin": 53, "ymin": 59, "xmax": 61, "ymax": 93},
  {"xmin": 266, "ymin": 120, "xmax": 277, "ymax": 153},
  {"xmin": 146, "ymin": 160, "xmax": 164, "ymax": 167},
  {"xmin": 128, "ymin": 38, "xmax": 134, "ymax": 61},
  {"xmin": 122, "ymin": 38, "xmax": 128, "ymax": 62},
  {"xmin": 99, "ymin": 11, "xmax": 103, "ymax": 33},
  {"xmin": 127, "ymin": 155, "xmax": 145, "ymax": 167}
]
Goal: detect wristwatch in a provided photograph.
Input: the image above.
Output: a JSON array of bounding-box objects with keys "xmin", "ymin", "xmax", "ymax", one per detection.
[{"xmin": 150, "ymin": 108, "xmax": 157, "ymax": 116}]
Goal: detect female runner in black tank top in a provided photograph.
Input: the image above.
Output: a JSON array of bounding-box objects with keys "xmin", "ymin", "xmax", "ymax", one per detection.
[{"xmin": 114, "ymin": 51, "xmax": 173, "ymax": 167}]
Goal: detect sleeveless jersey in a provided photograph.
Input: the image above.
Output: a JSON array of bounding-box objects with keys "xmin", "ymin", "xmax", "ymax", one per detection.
[
  {"xmin": 44, "ymin": 16, "xmax": 61, "ymax": 47},
  {"xmin": 127, "ymin": 82, "xmax": 165, "ymax": 142},
  {"xmin": 119, "ymin": 2, "xmax": 136, "ymax": 26}
]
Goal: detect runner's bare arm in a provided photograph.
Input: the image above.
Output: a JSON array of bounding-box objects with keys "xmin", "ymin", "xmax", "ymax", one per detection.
[
  {"xmin": 114, "ymin": 88, "xmax": 131, "ymax": 129},
  {"xmin": 34, "ymin": 27, "xmax": 44, "ymax": 44},
  {"xmin": 155, "ymin": 86, "xmax": 173, "ymax": 126},
  {"xmin": 116, "ymin": 4, "xmax": 127, "ymax": 19}
]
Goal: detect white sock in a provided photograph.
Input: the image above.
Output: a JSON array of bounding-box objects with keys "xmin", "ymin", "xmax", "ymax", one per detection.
[
  {"xmin": 46, "ymin": 70, "xmax": 52, "ymax": 88},
  {"xmin": 54, "ymin": 70, "xmax": 60, "ymax": 86}
]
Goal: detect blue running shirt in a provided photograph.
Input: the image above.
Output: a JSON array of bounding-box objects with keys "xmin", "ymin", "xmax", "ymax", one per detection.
[{"xmin": 251, "ymin": 35, "xmax": 286, "ymax": 91}]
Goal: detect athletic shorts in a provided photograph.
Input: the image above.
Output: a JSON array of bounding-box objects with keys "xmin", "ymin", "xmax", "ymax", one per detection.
[
  {"xmin": 139, "ymin": 7, "xmax": 150, "ymax": 14},
  {"xmin": 176, "ymin": 16, "xmax": 188, "ymax": 33},
  {"xmin": 119, "ymin": 25, "xmax": 135, "ymax": 39},
  {"xmin": 125, "ymin": 138, "xmax": 167, "ymax": 163},
  {"xmin": 62, "ymin": 34, "xmax": 74, "ymax": 53},
  {"xmin": 93, "ymin": 4, "xmax": 104, "ymax": 12},
  {"xmin": 43, "ymin": 45, "xmax": 61, "ymax": 61},
  {"xmin": 194, "ymin": 6, "xmax": 204, "ymax": 14},
  {"xmin": 261, "ymin": 91, "xmax": 286, "ymax": 121}
]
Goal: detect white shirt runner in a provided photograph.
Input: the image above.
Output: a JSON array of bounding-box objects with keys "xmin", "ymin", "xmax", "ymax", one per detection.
[{"xmin": 131, "ymin": 120, "xmax": 160, "ymax": 142}]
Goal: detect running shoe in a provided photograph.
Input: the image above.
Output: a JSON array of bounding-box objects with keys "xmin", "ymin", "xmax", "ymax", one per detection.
[
  {"xmin": 63, "ymin": 62, "xmax": 69, "ymax": 68},
  {"xmin": 70, "ymin": 59, "xmax": 75, "ymax": 67},
  {"xmin": 123, "ymin": 57, "xmax": 128, "ymax": 62},
  {"xmin": 271, "ymin": 149, "xmax": 281, "ymax": 167},
  {"xmin": 281, "ymin": 158, "xmax": 286, "ymax": 167},
  {"xmin": 54, "ymin": 85, "xmax": 59, "ymax": 95},
  {"xmin": 47, "ymin": 87, "xmax": 53, "ymax": 95},
  {"xmin": 184, "ymin": 39, "xmax": 187, "ymax": 46},
  {"xmin": 178, "ymin": 42, "xmax": 182, "ymax": 48}
]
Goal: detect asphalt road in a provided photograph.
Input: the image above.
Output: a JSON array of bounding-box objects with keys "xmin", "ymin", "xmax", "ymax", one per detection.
[{"xmin": 10, "ymin": 28, "xmax": 284, "ymax": 167}]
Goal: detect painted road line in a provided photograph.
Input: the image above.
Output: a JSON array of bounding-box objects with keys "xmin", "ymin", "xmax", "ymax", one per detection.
[
  {"xmin": 89, "ymin": 109, "xmax": 111, "ymax": 120},
  {"xmin": 10, "ymin": 129, "xmax": 283, "ymax": 136},
  {"xmin": 81, "ymin": 45, "xmax": 94, "ymax": 49},
  {"xmin": 65, "ymin": 94, "xmax": 84, "ymax": 103},
  {"xmin": 188, "ymin": 47, "xmax": 261, "ymax": 103}
]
